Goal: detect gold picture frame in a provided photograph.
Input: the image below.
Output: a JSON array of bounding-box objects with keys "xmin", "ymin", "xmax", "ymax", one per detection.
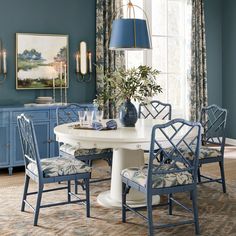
[{"xmin": 16, "ymin": 33, "xmax": 69, "ymax": 89}]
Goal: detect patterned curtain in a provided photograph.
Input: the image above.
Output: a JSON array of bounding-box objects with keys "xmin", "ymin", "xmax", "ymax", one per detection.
[
  {"xmin": 189, "ymin": 0, "xmax": 208, "ymax": 121},
  {"xmin": 96, "ymin": 0, "xmax": 125, "ymax": 119}
]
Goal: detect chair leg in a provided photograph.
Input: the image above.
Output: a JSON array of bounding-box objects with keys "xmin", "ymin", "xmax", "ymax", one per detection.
[
  {"xmin": 147, "ymin": 195, "xmax": 154, "ymax": 236},
  {"xmin": 192, "ymin": 189, "xmax": 200, "ymax": 235},
  {"xmin": 88, "ymin": 160, "xmax": 93, "ymax": 167},
  {"xmin": 85, "ymin": 178, "xmax": 90, "ymax": 218},
  {"xmin": 219, "ymin": 160, "xmax": 227, "ymax": 193},
  {"xmin": 122, "ymin": 182, "xmax": 127, "ymax": 223},
  {"xmin": 168, "ymin": 193, "xmax": 173, "ymax": 215},
  {"xmin": 74, "ymin": 180, "xmax": 78, "ymax": 194},
  {"xmin": 107, "ymin": 157, "xmax": 113, "ymax": 168},
  {"xmin": 34, "ymin": 184, "xmax": 43, "ymax": 226},
  {"xmin": 21, "ymin": 175, "xmax": 30, "ymax": 212},
  {"xmin": 68, "ymin": 180, "xmax": 71, "ymax": 202},
  {"xmin": 197, "ymin": 167, "xmax": 201, "ymax": 183}
]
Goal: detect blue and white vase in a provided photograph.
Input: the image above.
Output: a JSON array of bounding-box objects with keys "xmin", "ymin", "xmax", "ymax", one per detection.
[{"xmin": 119, "ymin": 98, "xmax": 138, "ymax": 127}]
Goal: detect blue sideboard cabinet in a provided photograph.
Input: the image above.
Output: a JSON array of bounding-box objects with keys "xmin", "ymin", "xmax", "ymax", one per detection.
[{"xmin": 0, "ymin": 105, "xmax": 61, "ymax": 175}]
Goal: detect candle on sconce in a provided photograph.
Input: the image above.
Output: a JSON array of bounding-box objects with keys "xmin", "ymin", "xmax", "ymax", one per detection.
[
  {"xmin": 88, "ymin": 52, "xmax": 92, "ymax": 73},
  {"xmin": 75, "ymin": 41, "xmax": 92, "ymax": 82},
  {"xmin": 75, "ymin": 53, "xmax": 79, "ymax": 73},
  {"xmin": 3, "ymin": 50, "xmax": 7, "ymax": 74}
]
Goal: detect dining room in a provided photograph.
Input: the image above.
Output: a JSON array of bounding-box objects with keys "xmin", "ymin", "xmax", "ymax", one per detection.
[{"xmin": 0, "ymin": 0, "xmax": 236, "ymax": 235}]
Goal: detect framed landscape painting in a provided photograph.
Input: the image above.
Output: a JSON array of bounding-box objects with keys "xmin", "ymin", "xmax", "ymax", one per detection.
[{"xmin": 16, "ymin": 33, "xmax": 69, "ymax": 89}]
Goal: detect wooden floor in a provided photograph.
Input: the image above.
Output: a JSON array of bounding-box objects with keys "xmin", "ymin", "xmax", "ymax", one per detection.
[{"xmin": 0, "ymin": 146, "xmax": 236, "ymax": 188}]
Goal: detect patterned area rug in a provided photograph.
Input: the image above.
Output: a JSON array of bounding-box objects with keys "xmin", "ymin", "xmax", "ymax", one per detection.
[{"xmin": 0, "ymin": 173, "xmax": 236, "ymax": 236}]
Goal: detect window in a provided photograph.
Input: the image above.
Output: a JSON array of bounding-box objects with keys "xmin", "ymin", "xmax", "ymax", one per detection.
[{"xmin": 123, "ymin": 0, "xmax": 192, "ymax": 118}]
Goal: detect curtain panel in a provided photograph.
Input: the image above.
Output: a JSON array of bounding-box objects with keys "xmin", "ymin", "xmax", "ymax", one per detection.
[
  {"xmin": 189, "ymin": 0, "xmax": 208, "ymax": 121},
  {"xmin": 96, "ymin": 0, "xmax": 125, "ymax": 119}
]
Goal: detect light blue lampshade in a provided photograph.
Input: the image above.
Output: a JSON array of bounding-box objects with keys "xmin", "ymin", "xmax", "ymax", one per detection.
[{"xmin": 109, "ymin": 18, "xmax": 151, "ymax": 50}]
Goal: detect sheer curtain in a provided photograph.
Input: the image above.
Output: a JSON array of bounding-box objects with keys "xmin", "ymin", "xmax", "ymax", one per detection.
[{"xmin": 96, "ymin": 0, "xmax": 125, "ymax": 118}]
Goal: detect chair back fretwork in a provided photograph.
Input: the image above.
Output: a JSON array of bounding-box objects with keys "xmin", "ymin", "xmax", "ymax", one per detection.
[
  {"xmin": 201, "ymin": 104, "xmax": 227, "ymax": 152},
  {"xmin": 147, "ymin": 119, "xmax": 201, "ymax": 189},
  {"xmin": 57, "ymin": 103, "xmax": 91, "ymax": 125},
  {"xmin": 138, "ymin": 100, "xmax": 172, "ymax": 120},
  {"xmin": 17, "ymin": 114, "xmax": 43, "ymax": 178}
]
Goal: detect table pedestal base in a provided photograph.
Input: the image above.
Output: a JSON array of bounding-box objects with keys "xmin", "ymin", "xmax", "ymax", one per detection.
[
  {"xmin": 97, "ymin": 190, "xmax": 160, "ymax": 209},
  {"xmin": 97, "ymin": 148, "xmax": 160, "ymax": 208}
]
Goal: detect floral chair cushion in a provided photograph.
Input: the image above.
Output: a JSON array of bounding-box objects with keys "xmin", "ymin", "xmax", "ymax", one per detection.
[
  {"xmin": 121, "ymin": 163, "xmax": 193, "ymax": 189},
  {"xmin": 27, "ymin": 156, "xmax": 91, "ymax": 178},
  {"xmin": 60, "ymin": 143, "xmax": 111, "ymax": 157},
  {"xmin": 178, "ymin": 146, "xmax": 221, "ymax": 161},
  {"xmin": 163, "ymin": 146, "xmax": 221, "ymax": 161}
]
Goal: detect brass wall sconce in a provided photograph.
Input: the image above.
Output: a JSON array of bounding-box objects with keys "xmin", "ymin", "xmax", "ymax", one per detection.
[
  {"xmin": 75, "ymin": 41, "xmax": 92, "ymax": 82},
  {"xmin": 0, "ymin": 39, "xmax": 7, "ymax": 83}
]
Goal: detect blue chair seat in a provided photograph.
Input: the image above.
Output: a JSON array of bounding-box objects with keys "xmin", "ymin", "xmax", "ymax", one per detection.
[
  {"xmin": 28, "ymin": 156, "xmax": 91, "ymax": 178},
  {"xmin": 60, "ymin": 143, "xmax": 111, "ymax": 157},
  {"xmin": 121, "ymin": 163, "xmax": 193, "ymax": 188}
]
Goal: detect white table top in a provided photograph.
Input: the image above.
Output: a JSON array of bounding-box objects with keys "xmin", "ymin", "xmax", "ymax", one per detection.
[{"xmin": 54, "ymin": 119, "xmax": 193, "ymax": 150}]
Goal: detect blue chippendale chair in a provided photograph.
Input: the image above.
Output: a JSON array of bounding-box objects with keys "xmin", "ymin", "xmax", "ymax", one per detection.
[
  {"xmin": 138, "ymin": 100, "xmax": 172, "ymax": 120},
  {"xmin": 121, "ymin": 119, "xmax": 202, "ymax": 235},
  {"xmin": 138, "ymin": 100, "xmax": 172, "ymax": 161},
  {"xmin": 198, "ymin": 104, "xmax": 227, "ymax": 192},
  {"xmin": 56, "ymin": 104, "xmax": 113, "ymax": 184},
  {"xmin": 17, "ymin": 114, "xmax": 91, "ymax": 226}
]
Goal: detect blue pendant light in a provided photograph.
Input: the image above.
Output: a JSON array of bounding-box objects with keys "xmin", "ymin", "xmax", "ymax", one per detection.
[{"xmin": 109, "ymin": 1, "xmax": 152, "ymax": 51}]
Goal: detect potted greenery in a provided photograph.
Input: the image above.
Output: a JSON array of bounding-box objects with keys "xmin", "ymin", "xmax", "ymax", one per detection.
[{"xmin": 94, "ymin": 65, "xmax": 162, "ymax": 126}]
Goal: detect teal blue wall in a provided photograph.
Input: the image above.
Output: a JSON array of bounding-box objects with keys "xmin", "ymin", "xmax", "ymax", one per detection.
[
  {"xmin": 205, "ymin": 0, "xmax": 222, "ymax": 107},
  {"xmin": 205, "ymin": 0, "xmax": 236, "ymax": 138},
  {"xmin": 0, "ymin": 0, "xmax": 96, "ymax": 105},
  {"xmin": 222, "ymin": 0, "xmax": 236, "ymax": 138}
]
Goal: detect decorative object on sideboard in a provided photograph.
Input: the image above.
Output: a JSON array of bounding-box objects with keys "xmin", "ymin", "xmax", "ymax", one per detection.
[
  {"xmin": 109, "ymin": 0, "xmax": 152, "ymax": 50},
  {"xmin": 35, "ymin": 96, "xmax": 53, "ymax": 104},
  {"xmin": 0, "ymin": 39, "xmax": 7, "ymax": 83},
  {"xmin": 16, "ymin": 33, "xmax": 69, "ymax": 90},
  {"xmin": 75, "ymin": 41, "xmax": 92, "ymax": 82}
]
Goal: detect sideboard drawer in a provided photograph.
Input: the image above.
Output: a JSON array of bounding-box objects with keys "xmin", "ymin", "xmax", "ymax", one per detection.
[{"xmin": 12, "ymin": 110, "xmax": 50, "ymax": 122}]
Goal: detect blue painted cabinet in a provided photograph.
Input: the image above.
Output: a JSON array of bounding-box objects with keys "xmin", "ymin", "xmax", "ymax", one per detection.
[
  {"xmin": 0, "ymin": 104, "xmax": 92, "ymax": 175},
  {"xmin": 0, "ymin": 126, "xmax": 10, "ymax": 169},
  {"xmin": 0, "ymin": 106, "xmax": 60, "ymax": 175},
  {"xmin": 0, "ymin": 111, "xmax": 10, "ymax": 172}
]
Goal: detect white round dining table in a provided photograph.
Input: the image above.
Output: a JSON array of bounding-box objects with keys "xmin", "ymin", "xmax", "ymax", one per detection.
[{"xmin": 54, "ymin": 119, "xmax": 177, "ymax": 208}]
